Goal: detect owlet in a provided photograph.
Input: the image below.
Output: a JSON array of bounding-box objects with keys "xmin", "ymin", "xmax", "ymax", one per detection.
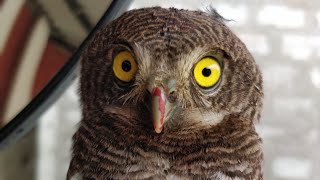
[{"xmin": 67, "ymin": 7, "xmax": 264, "ymax": 180}]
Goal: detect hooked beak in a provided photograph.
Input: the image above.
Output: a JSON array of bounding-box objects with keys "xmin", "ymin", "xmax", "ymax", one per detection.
[
  {"xmin": 149, "ymin": 79, "xmax": 176, "ymax": 134},
  {"xmin": 151, "ymin": 87, "xmax": 166, "ymax": 133}
]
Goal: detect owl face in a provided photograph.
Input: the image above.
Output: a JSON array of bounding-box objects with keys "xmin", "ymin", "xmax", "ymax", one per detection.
[{"xmin": 80, "ymin": 7, "xmax": 263, "ymax": 134}]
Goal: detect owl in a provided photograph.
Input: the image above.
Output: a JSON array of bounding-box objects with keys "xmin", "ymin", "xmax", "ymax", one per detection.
[{"xmin": 67, "ymin": 7, "xmax": 264, "ymax": 180}]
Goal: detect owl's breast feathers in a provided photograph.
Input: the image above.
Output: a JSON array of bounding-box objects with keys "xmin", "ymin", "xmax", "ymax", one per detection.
[{"xmin": 67, "ymin": 108, "xmax": 263, "ymax": 180}]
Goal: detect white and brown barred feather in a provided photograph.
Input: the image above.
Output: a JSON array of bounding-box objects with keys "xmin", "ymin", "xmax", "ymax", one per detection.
[{"xmin": 67, "ymin": 7, "xmax": 264, "ymax": 180}]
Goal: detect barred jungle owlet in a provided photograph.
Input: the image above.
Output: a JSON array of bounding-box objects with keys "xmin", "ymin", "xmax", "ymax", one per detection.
[{"xmin": 67, "ymin": 7, "xmax": 264, "ymax": 180}]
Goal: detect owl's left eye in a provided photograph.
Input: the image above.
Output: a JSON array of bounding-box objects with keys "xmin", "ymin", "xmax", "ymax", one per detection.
[
  {"xmin": 112, "ymin": 51, "xmax": 137, "ymax": 82},
  {"xmin": 193, "ymin": 57, "xmax": 221, "ymax": 88}
]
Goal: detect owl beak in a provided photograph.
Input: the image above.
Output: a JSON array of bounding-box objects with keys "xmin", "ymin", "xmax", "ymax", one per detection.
[
  {"xmin": 149, "ymin": 78, "xmax": 176, "ymax": 134},
  {"xmin": 151, "ymin": 87, "xmax": 166, "ymax": 133}
]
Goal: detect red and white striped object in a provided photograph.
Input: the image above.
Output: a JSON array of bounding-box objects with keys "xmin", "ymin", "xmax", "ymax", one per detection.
[{"xmin": 0, "ymin": 1, "xmax": 70, "ymax": 124}]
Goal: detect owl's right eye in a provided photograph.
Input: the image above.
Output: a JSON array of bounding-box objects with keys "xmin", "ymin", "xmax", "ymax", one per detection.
[{"xmin": 112, "ymin": 51, "xmax": 137, "ymax": 82}]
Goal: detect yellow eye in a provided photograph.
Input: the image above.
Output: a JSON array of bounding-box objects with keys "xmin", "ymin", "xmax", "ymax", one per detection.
[
  {"xmin": 193, "ymin": 57, "xmax": 221, "ymax": 88},
  {"xmin": 112, "ymin": 51, "xmax": 137, "ymax": 82}
]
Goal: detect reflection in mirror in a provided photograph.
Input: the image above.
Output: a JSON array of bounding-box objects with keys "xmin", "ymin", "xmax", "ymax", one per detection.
[
  {"xmin": 0, "ymin": 1, "xmax": 131, "ymax": 179},
  {"xmin": 0, "ymin": 0, "xmax": 113, "ymax": 127}
]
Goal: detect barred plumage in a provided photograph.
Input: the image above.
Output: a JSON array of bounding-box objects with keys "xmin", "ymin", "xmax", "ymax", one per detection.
[{"xmin": 67, "ymin": 7, "xmax": 264, "ymax": 180}]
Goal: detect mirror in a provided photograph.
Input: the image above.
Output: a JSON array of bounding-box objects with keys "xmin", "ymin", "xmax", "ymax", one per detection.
[{"xmin": 0, "ymin": 0, "xmax": 132, "ymax": 148}]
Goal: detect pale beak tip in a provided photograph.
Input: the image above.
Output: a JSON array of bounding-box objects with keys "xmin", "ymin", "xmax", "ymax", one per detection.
[{"xmin": 155, "ymin": 127, "xmax": 163, "ymax": 134}]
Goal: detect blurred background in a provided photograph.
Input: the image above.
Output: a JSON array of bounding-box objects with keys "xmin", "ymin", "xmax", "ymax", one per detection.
[{"xmin": 0, "ymin": 0, "xmax": 319, "ymax": 180}]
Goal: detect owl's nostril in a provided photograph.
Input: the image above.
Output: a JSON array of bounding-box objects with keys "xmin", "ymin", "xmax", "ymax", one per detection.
[{"xmin": 168, "ymin": 90, "xmax": 177, "ymax": 103}]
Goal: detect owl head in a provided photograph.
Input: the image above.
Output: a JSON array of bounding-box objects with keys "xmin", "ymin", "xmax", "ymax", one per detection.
[{"xmin": 80, "ymin": 7, "xmax": 263, "ymax": 135}]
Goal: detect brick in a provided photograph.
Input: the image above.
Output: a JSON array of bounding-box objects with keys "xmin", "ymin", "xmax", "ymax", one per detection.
[
  {"xmin": 257, "ymin": 5, "xmax": 305, "ymax": 28},
  {"xmin": 310, "ymin": 67, "xmax": 320, "ymax": 88},
  {"xmin": 272, "ymin": 157, "xmax": 312, "ymax": 179},
  {"xmin": 238, "ymin": 33, "xmax": 270, "ymax": 55},
  {"xmin": 282, "ymin": 34, "xmax": 320, "ymax": 61}
]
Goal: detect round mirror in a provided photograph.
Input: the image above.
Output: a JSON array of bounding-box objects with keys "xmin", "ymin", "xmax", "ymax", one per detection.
[{"xmin": 0, "ymin": 0, "xmax": 132, "ymax": 147}]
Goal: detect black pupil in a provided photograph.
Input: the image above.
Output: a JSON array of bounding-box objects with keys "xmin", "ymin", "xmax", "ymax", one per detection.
[
  {"xmin": 121, "ymin": 60, "xmax": 131, "ymax": 72},
  {"xmin": 202, "ymin": 68, "xmax": 211, "ymax": 77}
]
